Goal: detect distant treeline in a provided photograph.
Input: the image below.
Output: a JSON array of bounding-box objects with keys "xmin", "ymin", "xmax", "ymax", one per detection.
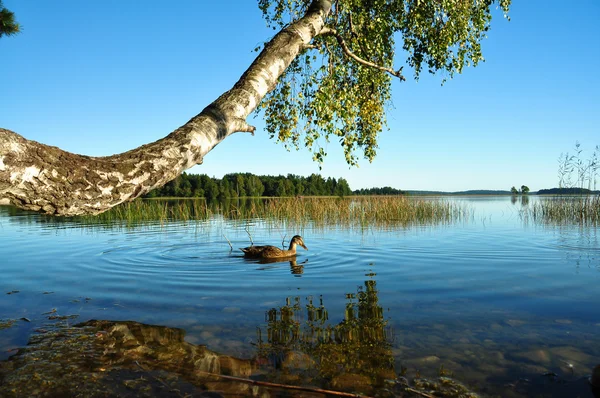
[
  {"xmin": 406, "ymin": 190, "xmax": 510, "ymax": 195},
  {"xmin": 145, "ymin": 172, "xmax": 353, "ymax": 199},
  {"xmin": 353, "ymin": 186, "xmax": 405, "ymax": 195},
  {"xmin": 537, "ymin": 187, "xmax": 599, "ymax": 195}
]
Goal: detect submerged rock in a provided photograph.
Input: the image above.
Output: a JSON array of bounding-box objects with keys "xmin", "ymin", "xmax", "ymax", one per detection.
[
  {"xmin": 0, "ymin": 319, "xmax": 491, "ymax": 398},
  {"xmin": 0, "ymin": 320, "xmax": 255, "ymax": 397},
  {"xmin": 513, "ymin": 349, "xmax": 552, "ymax": 364},
  {"xmin": 331, "ymin": 372, "xmax": 373, "ymax": 392},
  {"xmin": 0, "ymin": 319, "xmax": 16, "ymax": 330},
  {"xmin": 505, "ymin": 319, "xmax": 526, "ymax": 327}
]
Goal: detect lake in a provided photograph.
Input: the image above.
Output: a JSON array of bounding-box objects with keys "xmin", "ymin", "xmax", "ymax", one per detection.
[{"xmin": 1, "ymin": 195, "xmax": 599, "ymax": 397}]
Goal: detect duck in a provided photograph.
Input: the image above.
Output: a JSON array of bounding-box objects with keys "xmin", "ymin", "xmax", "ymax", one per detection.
[{"xmin": 240, "ymin": 235, "xmax": 308, "ymax": 259}]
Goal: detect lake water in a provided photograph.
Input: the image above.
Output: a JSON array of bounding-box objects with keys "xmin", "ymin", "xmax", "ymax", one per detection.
[{"xmin": 1, "ymin": 196, "xmax": 599, "ymax": 397}]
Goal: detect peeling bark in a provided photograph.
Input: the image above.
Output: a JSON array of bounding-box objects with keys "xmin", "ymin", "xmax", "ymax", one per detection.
[{"xmin": 0, "ymin": 0, "xmax": 333, "ymax": 216}]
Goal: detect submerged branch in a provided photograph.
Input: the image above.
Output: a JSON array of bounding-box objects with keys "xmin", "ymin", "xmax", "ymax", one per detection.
[{"xmin": 194, "ymin": 370, "xmax": 369, "ymax": 397}]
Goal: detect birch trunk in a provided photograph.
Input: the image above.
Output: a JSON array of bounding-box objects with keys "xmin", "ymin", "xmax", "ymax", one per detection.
[{"xmin": 0, "ymin": 1, "xmax": 332, "ymax": 216}]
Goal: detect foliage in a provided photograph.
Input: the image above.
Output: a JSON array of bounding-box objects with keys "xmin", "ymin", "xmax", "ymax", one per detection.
[
  {"xmin": 144, "ymin": 172, "xmax": 353, "ymax": 199},
  {"xmin": 510, "ymin": 185, "xmax": 529, "ymax": 195},
  {"xmin": 537, "ymin": 187, "xmax": 597, "ymax": 195},
  {"xmin": 354, "ymin": 186, "xmax": 404, "ymax": 195},
  {"xmin": 0, "ymin": 1, "xmax": 19, "ymax": 38},
  {"xmin": 258, "ymin": 0, "xmax": 510, "ymax": 166},
  {"xmin": 1, "ymin": 0, "xmax": 511, "ymax": 170}
]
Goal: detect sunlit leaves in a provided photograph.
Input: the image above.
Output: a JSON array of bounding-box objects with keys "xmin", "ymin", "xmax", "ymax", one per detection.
[
  {"xmin": 258, "ymin": 0, "xmax": 510, "ymax": 166},
  {"xmin": 399, "ymin": 0, "xmax": 511, "ymax": 81},
  {"xmin": 258, "ymin": 0, "xmax": 311, "ymax": 29}
]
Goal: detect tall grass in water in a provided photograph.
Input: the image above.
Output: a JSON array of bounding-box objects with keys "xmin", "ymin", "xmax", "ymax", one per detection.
[
  {"xmin": 77, "ymin": 196, "xmax": 472, "ymax": 229},
  {"xmin": 257, "ymin": 197, "xmax": 471, "ymax": 228},
  {"xmin": 528, "ymin": 195, "xmax": 600, "ymax": 225},
  {"xmin": 76, "ymin": 199, "xmax": 213, "ymax": 226}
]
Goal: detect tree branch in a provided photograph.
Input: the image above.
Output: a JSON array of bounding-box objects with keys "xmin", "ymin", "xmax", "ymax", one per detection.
[
  {"xmin": 0, "ymin": 0, "xmax": 335, "ymax": 215},
  {"xmin": 231, "ymin": 119, "xmax": 256, "ymax": 135},
  {"xmin": 319, "ymin": 27, "xmax": 405, "ymax": 81}
]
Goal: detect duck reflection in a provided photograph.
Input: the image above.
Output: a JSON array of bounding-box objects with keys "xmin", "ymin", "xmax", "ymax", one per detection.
[{"xmin": 246, "ymin": 257, "xmax": 308, "ymax": 276}]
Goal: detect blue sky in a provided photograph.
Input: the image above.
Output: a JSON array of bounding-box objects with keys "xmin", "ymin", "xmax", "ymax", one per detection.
[{"xmin": 1, "ymin": 1, "xmax": 599, "ymax": 192}]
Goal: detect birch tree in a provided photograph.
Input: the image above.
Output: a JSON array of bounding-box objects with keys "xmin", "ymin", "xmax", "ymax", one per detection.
[{"xmin": 0, "ymin": 0, "xmax": 510, "ymax": 215}]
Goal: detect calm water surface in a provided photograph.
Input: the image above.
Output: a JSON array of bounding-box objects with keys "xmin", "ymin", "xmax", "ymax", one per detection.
[{"xmin": 1, "ymin": 196, "xmax": 599, "ymax": 397}]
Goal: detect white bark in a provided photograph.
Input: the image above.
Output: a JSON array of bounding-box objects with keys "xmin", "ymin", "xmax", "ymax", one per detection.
[{"xmin": 0, "ymin": 0, "xmax": 332, "ymax": 216}]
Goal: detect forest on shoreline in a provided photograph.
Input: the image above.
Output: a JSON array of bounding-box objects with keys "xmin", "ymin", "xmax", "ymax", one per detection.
[
  {"xmin": 144, "ymin": 172, "xmax": 355, "ymax": 199},
  {"xmin": 144, "ymin": 172, "xmax": 597, "ymax": 199},
  {"xmin": 144, "ymin": 172, "xmax": 407, "ymax": 199}
]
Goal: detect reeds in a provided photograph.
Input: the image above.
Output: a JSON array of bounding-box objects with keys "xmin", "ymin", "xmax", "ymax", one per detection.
[
  {"xmin": 259, "ymin": 196, "xmax": 471, "ymax": 229},
  {"xmin": 75, "ymin": 196, "xmax": 472, "ymax": 229},
  {"xmin": 75, "ymin": 199, "xmax": 213, "ymax": 226},
  {"xmin": 527, "ymin": 195, "xmax": 600, "ymax": 225}
]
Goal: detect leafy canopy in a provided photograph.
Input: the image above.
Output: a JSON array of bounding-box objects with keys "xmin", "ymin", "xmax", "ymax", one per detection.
[
  {"xmin": 0, "ymin": 1, "xmax": 20, "ymax": 38},
  {"xmin": 258, "ymin": 0, "xmax": 510, "ymax": 166},
  {"xmin": 0, "ymin": 1, "xmax": 510, "ymax": 168}
]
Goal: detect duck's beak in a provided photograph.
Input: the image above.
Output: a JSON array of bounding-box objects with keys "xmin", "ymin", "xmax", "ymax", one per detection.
[{"xmin": 301, "ymin": 242, "xmax": 308, "ymax": 250}]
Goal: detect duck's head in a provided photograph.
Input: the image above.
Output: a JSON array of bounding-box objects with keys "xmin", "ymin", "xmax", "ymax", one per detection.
[{"xmin": 291, "ymin": 235, "xmax": 308, "ymax": 250}]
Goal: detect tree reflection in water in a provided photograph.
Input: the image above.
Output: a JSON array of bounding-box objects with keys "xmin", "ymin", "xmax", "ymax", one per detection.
[
  {"xmin": 0, "ymin": 280, "xmax": 396, "ymax": 396},
  {"xmin": 257, "ymin": 279, "xmax": 396, "ymax": 394},
  {"xmin": 0, "ymin": 280, "xmax": 496, "ymax": 397}
]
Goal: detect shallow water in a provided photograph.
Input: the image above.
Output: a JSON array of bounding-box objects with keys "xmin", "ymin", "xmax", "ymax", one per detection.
[{"xmin": 1, "ymin": 196, "xmax": 599, "ymax": 397}]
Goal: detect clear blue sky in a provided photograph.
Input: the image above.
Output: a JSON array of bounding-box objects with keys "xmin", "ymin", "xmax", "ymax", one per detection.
[{"xmin": 2, "ymin": 1, "xmax": 599, "ymax": 192}]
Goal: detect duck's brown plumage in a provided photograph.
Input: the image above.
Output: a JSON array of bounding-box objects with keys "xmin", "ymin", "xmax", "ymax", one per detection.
[{"xmin": 240, "ymin": 235, "xmax": 308, "ymax": 259}]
